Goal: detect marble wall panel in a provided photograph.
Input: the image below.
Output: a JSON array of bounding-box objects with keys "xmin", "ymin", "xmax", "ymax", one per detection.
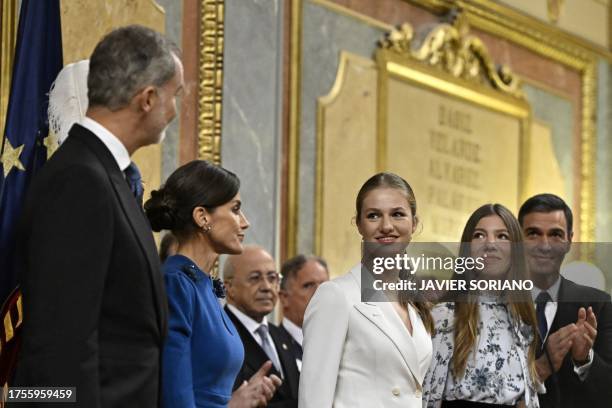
[
  {"xmin": 156, "ymin": 0, "xmax": 183, "ymax": 183},
  {"xmin": 299, "ymin": 0, "xmax": 384, "ymax": 254},
  {"xmin": 522, "ymin": 84, "xmax": 575, "ymax": 204},
  {"xmin": 221, "ymin": 0, "xmax": 284, "ymax": 257}
]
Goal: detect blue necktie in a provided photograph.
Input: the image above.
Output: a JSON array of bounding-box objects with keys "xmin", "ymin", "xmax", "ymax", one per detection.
[
  {"xmin": 536, "ymin": 291, "xmax": 551, "ymax": 346},
  {"xmin": 124, "ymin": 162, "xmax": 144, "ymax": 206}
]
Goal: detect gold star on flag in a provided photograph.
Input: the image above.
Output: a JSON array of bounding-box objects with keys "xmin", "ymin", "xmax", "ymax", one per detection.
[
  {"xmin": 0, "ymin": 138, "xmax": 26, "ymax": 178},
  {"xmin": 44, "ymin": 131, "xmax": 59, "ymax": 158}
]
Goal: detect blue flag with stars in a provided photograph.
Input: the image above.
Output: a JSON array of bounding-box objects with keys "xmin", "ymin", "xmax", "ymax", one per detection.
[{"xmin": 0, "ymin": 0, "xmax": 63, "ymax": 304}]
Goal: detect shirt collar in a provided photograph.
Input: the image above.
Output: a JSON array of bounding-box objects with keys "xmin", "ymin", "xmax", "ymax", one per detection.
[
  {"xmin": 531, "ymin": 275, "xmax": 561, "ymax": 302},
  {"xmin": 80, "ymin": 117, "xmax": 131, "ymax": 171},
  {"xmin": 282, "ymin": 317, "xmax": 303, "ymax": 346},
  {"xmin": 227, "ymin": 304, "xmax": 268, "ymax": 335}
]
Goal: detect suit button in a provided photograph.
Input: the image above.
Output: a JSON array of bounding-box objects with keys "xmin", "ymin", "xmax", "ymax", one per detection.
[
  {"xmin": 415, "ymin": 390, "xmax": 422, "ymax": 398},
  {"xmin": 392, "ymin": 387, "xmax": 400, "ymax": 396}
]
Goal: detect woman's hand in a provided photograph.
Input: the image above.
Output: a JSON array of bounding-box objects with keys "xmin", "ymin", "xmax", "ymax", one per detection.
[{"xmin": 229, "ymin": 361, "xmax": 282, "ymax": 408}]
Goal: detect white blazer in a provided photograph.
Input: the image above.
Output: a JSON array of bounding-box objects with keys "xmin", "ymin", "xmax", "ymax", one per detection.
[{"xmin": 298, "ymin": 264, "xmax": 432, "ymax": 408}]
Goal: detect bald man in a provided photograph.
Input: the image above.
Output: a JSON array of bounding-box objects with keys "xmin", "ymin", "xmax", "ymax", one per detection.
[{"xmin": 224, "ymin": 246, "xmax": 299, "ymax": 408}]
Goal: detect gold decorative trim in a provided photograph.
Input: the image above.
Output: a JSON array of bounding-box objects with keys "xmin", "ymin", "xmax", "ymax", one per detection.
[
  {"xmin": 377, "ymin": 17, "xmax": 532, "ymax": 206},
  {"xmin": 405, "ymin": 0, "xmax": 598, "ymax": 242},
  {"xmin": 150, "ymin": 0, "xmax": 166, "ymax": 15},
  {"xmin": 580, "ymin": 63, "xmax": 597, "ymax": 245},
  {"xmin": 289, "ymin": 0, "xmax": 599, "ymax": 252},
  {"xmin": 0, "ymin": 0, "xmax": 17, "ymax": 143},
  {"xmin": 314, "ymin": 52, "xmax": 375, "ymax": 255},
  {"xmin": 286, "ymin": 0, "xmax": 303, "ymax": 258},
  {"xmin": 198, "ymin": 0, "xmax": 224, "ymax": 165},
  {"xmin": 380, "ymin": 14, "xmax": 524, "ymax": 99},
  {"xmin": 408, "ymin": 0, "xmax": 611, "ymax": 61},
  {"xmin": 3, "ymin": 312, "xmax": 12, "ymax": 343},
  {"xmin": 16, "ymin": 292, "xmax": 22, "ymax": 327}
]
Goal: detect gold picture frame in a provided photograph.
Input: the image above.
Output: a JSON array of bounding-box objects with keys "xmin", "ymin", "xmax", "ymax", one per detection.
[{"xmin": 376, "ymin": 17, "xmax": 532, "ymax": 242}]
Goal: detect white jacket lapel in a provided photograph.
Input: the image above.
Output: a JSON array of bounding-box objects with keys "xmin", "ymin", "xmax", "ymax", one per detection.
[{"xmin": 353, "ymin": 302, "xmax": 423, "ymax": 385}]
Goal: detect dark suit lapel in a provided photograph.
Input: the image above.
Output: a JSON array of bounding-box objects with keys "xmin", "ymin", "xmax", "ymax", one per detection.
[
  {"xmin": 75, "ymin": 126, "xmax": 166, "ymax": 338},
  {"xmin": 270, "ymin": 325, "xmax": 300, "ymax": 398},
  {"xmin": 225, "ymin": 307, "xmax": 279, "ymax": 376},
  {"xmin": 551, "ymin": 277, "xmax": 577, "ymax": 333}
]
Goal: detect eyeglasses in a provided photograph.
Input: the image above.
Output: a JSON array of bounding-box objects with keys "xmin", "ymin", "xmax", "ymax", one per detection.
[{"xmin": 246, "ymin": 272, "xmax": 280, "ymax": 286}]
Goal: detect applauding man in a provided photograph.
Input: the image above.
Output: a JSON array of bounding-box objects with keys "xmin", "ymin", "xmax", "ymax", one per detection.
[{"xmin": 519, "ymin": 194, "xmax": 612, "ymax": 408}]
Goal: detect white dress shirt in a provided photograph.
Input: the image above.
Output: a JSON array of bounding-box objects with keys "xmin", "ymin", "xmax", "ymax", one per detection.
[
  {"xmin": 282, "ymin": 317, "xmax": 303, "ymax": 371},
  {"xmin": 531, "ymin": 276, "xmax": 593, "ymax": 379},
  {"xmin": 227, "ymin": 304, "xmax": 284, "ymax": 377},
  {"xmin": 282, "ymin": 317, "xmax": 303, "ymax": 347},
  {"xmin": 80, "ymin": 117, "xmax": 130, "ymax": 172}
]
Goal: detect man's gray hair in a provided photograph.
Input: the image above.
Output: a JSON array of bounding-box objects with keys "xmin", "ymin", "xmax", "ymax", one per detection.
[
  {"xmin": 280, "ymin": 254, "xmax": 328, "ymax": 290},
  {"xmin": 87, "ymin": 25, "xmax": 179, "ymax": 111}
]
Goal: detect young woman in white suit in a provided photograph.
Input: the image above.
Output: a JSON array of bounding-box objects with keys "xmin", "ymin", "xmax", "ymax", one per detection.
[{"xmin": 299, "ymin": 172, "xmax": 434, "ymax": 408}]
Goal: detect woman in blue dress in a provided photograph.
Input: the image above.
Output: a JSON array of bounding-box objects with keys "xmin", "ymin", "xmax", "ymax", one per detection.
[{"xmin": 145, "ymin": 160, "xmax": 280, "ymax": 408}]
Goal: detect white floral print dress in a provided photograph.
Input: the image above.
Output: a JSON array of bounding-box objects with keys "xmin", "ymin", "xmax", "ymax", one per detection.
[{"xmin": 422, "ymin": 301, "xmax": 543, "ymax": 408}]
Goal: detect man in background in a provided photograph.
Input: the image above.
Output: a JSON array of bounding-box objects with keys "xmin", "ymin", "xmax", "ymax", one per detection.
[
  {"xmin": 278, "ymin": 254, "xmax": 329, "ymax": 371},
  {"xmin": 224, "ymin": 245, "xmax": 300, "ymax": 408},
  {"xmin": 519, "ymin": 193, "xmax": 612, "ymax": 408},
  {"xmin": 15, "ymin": 25, "xmax": 183, "ymax": 407}
]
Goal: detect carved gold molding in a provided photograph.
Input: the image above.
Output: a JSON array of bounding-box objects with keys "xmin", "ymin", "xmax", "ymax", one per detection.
[
  {"xmin": 408, "ymin": 0, "xmax": 610, "ymax": 60},
  {"xmin": 377, "ymin": 15, "xmax": 531, "ymax": 200},
  {"xmin": 198, "ymin": 0, "xmax": 224, "ymax": 165},
  {"xmin": 0, "ymin": 0, "xmax": 17, "ymax": 143},
  {"xmin": 380, "ymin": 14, "xmax": 524, "ymax": 99},
  {"xmin": 405, "ymin": 0, "xmax": 598, "ymax": 243}
]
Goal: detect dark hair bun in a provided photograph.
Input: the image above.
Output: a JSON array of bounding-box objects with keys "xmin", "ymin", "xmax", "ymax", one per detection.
[{"xmin": 144, "ymin": 189, "xmax": 177, "ymax": 232}]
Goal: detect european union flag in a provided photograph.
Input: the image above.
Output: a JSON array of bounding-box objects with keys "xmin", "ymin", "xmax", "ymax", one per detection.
[{"xmin": 0, "ymin": 0, "xmax": 63, "ymax": 304}]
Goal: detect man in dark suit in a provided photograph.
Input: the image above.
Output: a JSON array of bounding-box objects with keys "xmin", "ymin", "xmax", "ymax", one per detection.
[
  {"xmin": 14, "ymin": 26, "xmax": 184, "ymax": 407},
  {"xmin": 224, "ymin": 245, "xmax": 300, "ymax": 408},
  {"xmin": 278, "ymin": 254, "xmax": 329, "ymax": 371},
  {"xmin": 519, "ymin": 193, "xmax": 612, "ymax": 408}
]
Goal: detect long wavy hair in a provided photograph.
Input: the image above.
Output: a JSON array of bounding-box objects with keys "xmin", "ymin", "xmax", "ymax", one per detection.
[{"xmin": 449, "ymin": 204, "xmax": 538, "ymax": 382}]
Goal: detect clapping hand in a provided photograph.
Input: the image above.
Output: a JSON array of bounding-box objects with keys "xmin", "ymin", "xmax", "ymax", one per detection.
[
  {"xmin": 536, "ymin": 323, "xmax": 578, "ymax": 381},
  {"xmin": 229, "ymin": 361, "xmax": 282, "ymax": 408},
  {"xmin": 571, "ymin": 307, "xmax": 598, "ymax": 365}
]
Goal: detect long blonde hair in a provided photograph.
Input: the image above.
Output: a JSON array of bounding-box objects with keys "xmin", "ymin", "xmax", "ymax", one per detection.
[{"xmin": 449, "ymin": 204, "xmax": 539, "ymax": 382}]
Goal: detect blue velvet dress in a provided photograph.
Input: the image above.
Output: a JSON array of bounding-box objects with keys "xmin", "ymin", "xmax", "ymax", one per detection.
[{"xmin": 161, "ymin": 255, "xmax": 244, "ymax": 408}]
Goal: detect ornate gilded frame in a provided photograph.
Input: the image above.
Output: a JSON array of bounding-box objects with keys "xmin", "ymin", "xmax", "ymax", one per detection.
[
  {"xmin": 198, "ymin": 0, "xmax": 224, "ymax": 165},
  {"xmin": 404, "ymin": 0, "xmax": 601, "ymax": 243},
  {"xmin": 287, "ymin": 0, "xmax": 602, "ymax": 257},
  {"xmin": 377, "ymin": 17, "xmax": 531, "ymax": 177}
]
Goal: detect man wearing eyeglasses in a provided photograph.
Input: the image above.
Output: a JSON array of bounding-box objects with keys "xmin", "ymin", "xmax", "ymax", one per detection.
[{"xmin": 224, "ymin": 245, "xmax": 299, "ymax": 408}]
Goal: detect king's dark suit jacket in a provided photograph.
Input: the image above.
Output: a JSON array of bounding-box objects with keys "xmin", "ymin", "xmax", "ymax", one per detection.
[
  {"xmin": 538, "ymin": 277, "xmax": 612, "ymax": 408},
  {"xmin": 13, "ymin": 124, "xmax": 167, "ymax": 407},
  {"xmin": 224, "ymin": 306, "xmax": 299, "ymax": 408}
]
